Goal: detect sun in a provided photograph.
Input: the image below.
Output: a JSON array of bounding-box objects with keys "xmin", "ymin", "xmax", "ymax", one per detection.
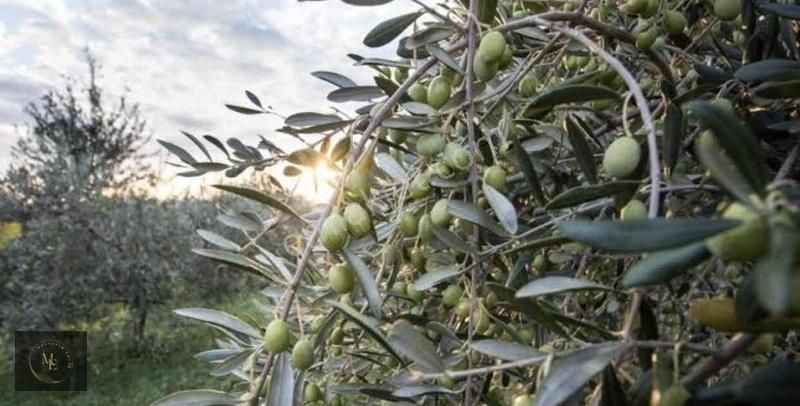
[{"xmin": 293, "ymin": 162, "xmax": 339, "ymax": 204}]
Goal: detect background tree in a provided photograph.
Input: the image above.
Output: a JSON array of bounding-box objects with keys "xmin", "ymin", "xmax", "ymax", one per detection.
[{"xmin": 1, "ymin": 50, "xmax": 149, "ymax": 220}]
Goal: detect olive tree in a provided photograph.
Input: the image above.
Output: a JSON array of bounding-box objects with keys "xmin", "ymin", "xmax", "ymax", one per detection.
[{"xmin": 156, "ymin": 0, "xmax": 800, "ymax": 405}]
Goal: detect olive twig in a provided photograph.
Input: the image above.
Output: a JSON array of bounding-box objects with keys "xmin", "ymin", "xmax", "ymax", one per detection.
[{"xmin": 463, "ymin": 1, "xmax": 482, "ymax": 403}]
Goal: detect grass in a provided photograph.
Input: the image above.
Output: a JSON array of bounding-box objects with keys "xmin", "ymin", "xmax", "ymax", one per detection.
[{"xmin": 0, "ymin": 293, "xmax": 262, "ymax": 405}]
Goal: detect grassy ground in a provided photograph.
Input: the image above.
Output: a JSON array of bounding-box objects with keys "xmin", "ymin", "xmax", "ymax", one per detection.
[{"xmin": 0, "ymin": 294, "xmax": 262, "ymax": 405}]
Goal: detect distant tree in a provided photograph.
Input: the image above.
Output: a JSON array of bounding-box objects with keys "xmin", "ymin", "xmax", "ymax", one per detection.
[{"xmin": 1, "ymin": 50, "xmax": 149, "ymax": 219}]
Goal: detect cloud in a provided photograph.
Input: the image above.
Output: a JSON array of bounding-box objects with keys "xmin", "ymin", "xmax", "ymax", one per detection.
[{"xmin": 0, "ymin": 0, "xmax": 419, "ymax": 197}]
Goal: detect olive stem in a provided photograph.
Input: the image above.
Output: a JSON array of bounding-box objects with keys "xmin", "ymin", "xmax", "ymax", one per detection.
[
  {"xmin": 680, "ymin": 332, "xmax": 757, "ymax": 388},
  {"xmin": 463, "ymin": 1, "xmax": 481, "ymax": 404}
]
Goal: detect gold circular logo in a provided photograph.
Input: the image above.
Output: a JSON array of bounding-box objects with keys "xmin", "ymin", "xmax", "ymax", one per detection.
[{"xmin": 28, "ymin": 339, "xmax": 74, "ymax": 384}]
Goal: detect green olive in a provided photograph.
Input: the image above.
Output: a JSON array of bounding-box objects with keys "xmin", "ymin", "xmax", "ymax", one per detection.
[
  {"xmin": 345, "ymin": 170, "xmax": 370, "ymax": 200},
  {"xmin": 659, "ymin": 384, "xmax": 691, "ymax": 406},
  {"xmin": 431, "ymin": 199, "xmax": 452, "ymax": 226},
  {"xmin": 291, "ymin": 339, "xmax": 314, "ymax": 370},
  {"xmin": 398, "ymin": 210, "xmax": 419, "ymax": 237},
  {"xmin": 388, "ymin": 128, "xmax": 408, "ymax": 145},
  {"xmin": 264, "ymin": 319, "xmax": 291, "ymax": 353},
  {"xmin": 518, "ymin": 327, "xmax": 534, "ymax": 344},
  {"xmin": 406, "ymin": 283, "xmax": 425, "ymax": 303},
  {"xmin": 310, "ymin": 316, "xmax": 325, "ymax": 334},
  {"xmin": 635, "ymin": 27, "xmax": 658, "ymax": 50},
  {"xmin": 329, "ymin": 263, "xmax": 356, "ymax": 294},
  {"xmin": 330, "ymin": 326, "xmax": 344, "ymax": 345},
  {"xmin": 512, "ymin": 394, "xmax": 533, "ymax": 406},
  {"xmin": 477, "ymin": 31, "xmax": 507, "ymax": 64},
  {"xmin": 431, "ymin": 162, "xmax": 454, "ymax": 178},
  {"xmin": 320, "ymin": 214, "xmax": 350, "ymax": 252},
  {"xmin": 416, "ymin": 133, "xmax": 445, "ymax": 157},
  {"xmin": 624, "ymin": 0, "xmax": 648, "ymax": 14},
  {"xmin": 640, "ymin": 0, "xmax": 659, "ymax": 18},
  {"xmin": 620, "ymin": 199, "xmax": 648, "ymax": 220},
  {"xmin": 498, "ymin": 44, "xmax": 514, "ymax": 69},
  {"xmin": 711, "ymin": 97, "xmax": 736, "ymax": 116},
  {"xmin": 705, "ymin": 202, "xmax": 769, "ymax": 261},
  {"xmin": 438, "ymin": 375, "xmax": 456, "ymax": 389},
  {"xmin": 408, "ymin": 82, "xmax": 428, "ymax": 103},
  {"xmin": 662, "ymin": 10, "xmax": 687, "ymax": 34},
  {"xmin": 305, "ymin": 383, "xmax": 323, "ymax": 402},
  {"xmin": 427, "ymin": 75, "xmax": 452, "ymax": 109},
  {"xmin": 410, "ymin": 246, "xmax": 426, "ymax": 271},
  {"xmin": 391, "ymin": 281, "xmax": 407, "ymax": 296},
  {"xmin": 474, "ymin": 53, "xmax": 498, "ymax": 82},
  {"xmin": 519, "ymin": 73, "xmax": 538, "ymax": 97},
  {"xmin": 393, "ymin": 66, "xmax": 408, "ymax": 83},
  {"xmin": 455, "ymin": 298, "xmax": 471, "ymax": 318},
  {"xmin": 409, "ymin": 174, "xmax": 432, "ymax": 199},
  {"xmin": 418, "ymin": 213, "xmax": 434, "ymax": 243},
  {"xmin": 603, "ymin": 137, "xmax": 641, "ymax": 179},
  {"xmin": 343, "ymin": 202, "xmax": 372, "ymax": 238},
  {"xmin": 483, "ymin": 165, "xmax": 508, "ymax": 191},
  {"xmin": 442, "ymin": 284, "xmax": 463, "ymax": 307},
  {"xmin": 444, "ymin": 143, "xmax": 472, "ymax": 171},
  {"xmin": 714, "ymin": 0, "xmax": 741, "ymax": 21},
  {"xmin": 532, "ymin": 253, "xmax": 549, "ymax": 272}
]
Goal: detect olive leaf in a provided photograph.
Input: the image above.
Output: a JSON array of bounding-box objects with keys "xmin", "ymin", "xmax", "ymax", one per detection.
[
  {"xmin": 388, "ymin": 320, "xmax": 445, "ymax": 373},
  {"xmin": 405, "ymin": 26, "xmax": 454, "ymax": 49},
  {"xmin": 755, "ymin": 215, "xmax": 799, "ymax": 314},
  {"xmin": 311, "ymin": 70, "xmax": 357, "ymax": 88},
  {"xmin": 735, "ymin": 58, "xmax": 800, "ymax": 82},
  {"xmin": 266, "ymin": 353, "xmax": 295, "ymax": 406},
  {"xmin": 529, "ymin": 84, "xmax": 619, "ymax": 108},
  {"xmin": 210, "ymin": 348, "xmax": 255, "ymax": 377},
  {"xmin": 516, "ymin": 276, "xmax": 611, "ymax": 299},
  {"xmin": 192, "ymin": 249, "xmax": 271, "ymax": 279},
  {"xmin": 285, "ymin": 112, "xmax": 342, "ymax": 127},
  {"xmin": 535, "ymin": 343, "xmax": 625, "ymax": 406},
  {"xmin": 482, "ymin": 184, "xmax": 518, "ymax": 234},
  {"xmin": 151, "ymin": 390, "xmax": 241, "ymax": 406},
  {"xmin": 558, "ymin": 219, "xmax": 740, "ymax": 252},
  {"xmin": 510, "ymin": 125, "xmax": 545, "ymax": 203},
  {"xmin": 173, "ymin": 308, "xmax": 261, "ymax": 340},
  {"xmin": 663, "ymin": 103, "xmax": 684, "ymax": 177},
  {"xmin": 375, "ymin": 152, "xmax": 408, "ymax": 183},
  {"xmin": 433, "ymin": 225, "xmax": 472, "ymax": 253},
  {"xmin": 622, "ymin": 241, "xmax": 710, "ymax": 288},
  {"xmin": 363, "ymin": 12, "xmax": 422, "ymax": 48},
  {"xmin": 425, "ymin": 44, "xmax": 465, "ymax": 75},
  {"xmin": 342, "ymin": 0, "xmax": 395, "ymax": 5},
  {"xmin": 471, "ymin": 339, "xmax": 544, "ymax": 361},
  {"xmin": 694, "ymin": 132, "xmax": 756, "ymax": 205},
  {"xmin": 412, "ymin": 266, "xmax": 460, "ymax": 291},
  {"xmin": 158, "ymin": 139, "xmax": 197, "ymax": 165},
  {"xmin": 327, "ymin": 86, "xmax": 385, "ymax": 102},
  {"xmin": 546, "ymin": 181, "xmax": 640, "ymax": 210},
  {"xmin": 753, "ymin": 79, "xmax": 800, "ymax": 99},
  {"xmin": 328, "ymin": 300, "xmax": 402, "ymax": 361},
  {"xmin": 446, "ymin": 200, "xmax": 508, "ymax": 236},
  {"xmin": 686, "ymin": 101, "xmax": 766, "ymax": 194},
  {"xmin": 342, "ymin": 248, "xmax": 384, "ymax": 319},
  {"xmin": 196, "ymin": 229, "xmax": 241, "ymax": 252},
  {"xmin": 212, "ymin": 185, "xmax": 306, "ymax": 222},
  {"xmin": 564, "ymin": 116, "xmax": 597, "ymax": 183}
]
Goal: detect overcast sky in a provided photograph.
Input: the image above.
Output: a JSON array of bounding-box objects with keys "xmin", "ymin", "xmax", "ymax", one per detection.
[{"xmin": 0, "ymin": 0, "xmax": 412, "ymax": 197}]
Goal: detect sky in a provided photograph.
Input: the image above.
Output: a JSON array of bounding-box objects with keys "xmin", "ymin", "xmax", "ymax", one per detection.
[{"xmin": 0, "ymin": 0, "xmax": 413, "ymax": 200}]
